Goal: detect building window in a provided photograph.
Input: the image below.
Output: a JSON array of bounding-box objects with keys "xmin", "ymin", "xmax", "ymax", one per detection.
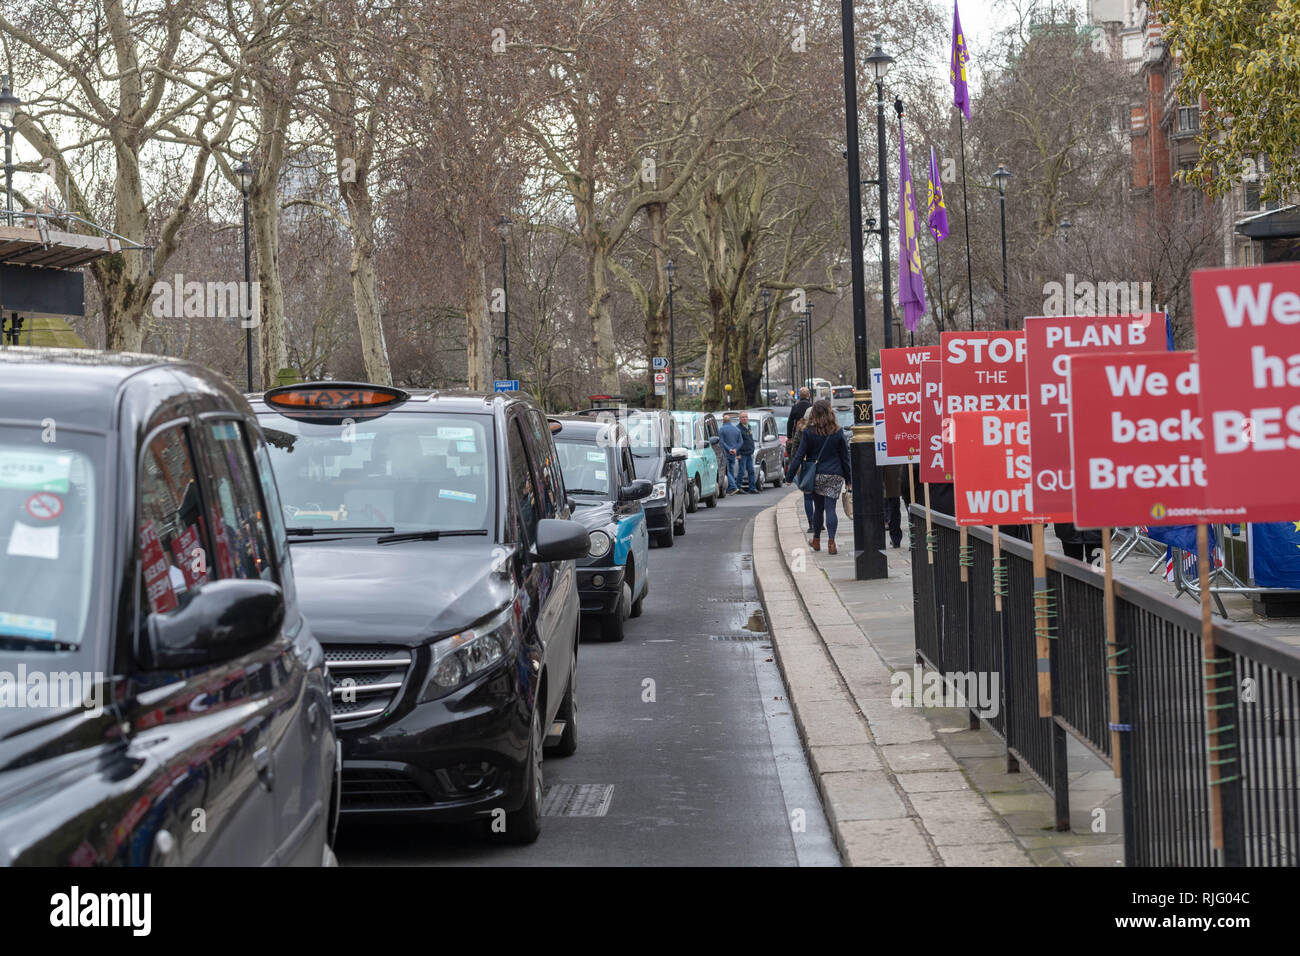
[
  {"xmin": 1177, "ymin": 106, "xmax": 1199, "ymax": 133},
  {"xmin": 1245, "ymin": 183, "xmax": 1262, "ymax": 212}
]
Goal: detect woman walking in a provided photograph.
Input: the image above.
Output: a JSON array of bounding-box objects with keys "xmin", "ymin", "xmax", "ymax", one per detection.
[{"xmin": 785, "ymin": 399, "xmax": 851, "ymax": 554}]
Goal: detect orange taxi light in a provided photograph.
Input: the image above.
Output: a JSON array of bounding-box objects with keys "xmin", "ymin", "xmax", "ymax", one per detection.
[{"xmin": 264, "ymin": 383, "xmax": 410, "ymax": 411}]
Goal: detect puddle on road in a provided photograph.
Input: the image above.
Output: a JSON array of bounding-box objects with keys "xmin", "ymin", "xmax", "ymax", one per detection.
[{"xmin": 744, "ymin": 608, "xmax": 767, "ymax": 633}]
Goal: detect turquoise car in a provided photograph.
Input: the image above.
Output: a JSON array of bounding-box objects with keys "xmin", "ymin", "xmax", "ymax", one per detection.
[{"xmin": 670, "ymin": 411, "xmax": 723, "ymax": 511}]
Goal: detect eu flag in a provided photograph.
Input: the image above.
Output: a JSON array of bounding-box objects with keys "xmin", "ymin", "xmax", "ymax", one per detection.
[{"xmin": 1251, "ymin": 521, "xmax": 1300, "ymax": 587}]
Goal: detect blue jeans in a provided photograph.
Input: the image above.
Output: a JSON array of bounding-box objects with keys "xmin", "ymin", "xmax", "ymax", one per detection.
[
  {"xmin": 802, "ymin": 492, "xmax": 815, "ymax": 525},
  {"xmin": 812, "ymin": 493, "xmax": 839, "ymax": 539},
  {"xmin": 725, "ymin": 453, "xmax": 738, "ymax": 492},
  {"xmin": 739, "ymin": 454, "xmax": 756, "ymax": 491}
]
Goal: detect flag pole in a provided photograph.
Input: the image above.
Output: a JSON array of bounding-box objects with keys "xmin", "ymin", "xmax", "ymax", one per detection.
[
  {"xmin": 958, "ymin": 114, "xmax": 976, "ymax": 331},
  {"xmin": 932, "ymin": 228, "xmax": 945, "ymax": 332}
]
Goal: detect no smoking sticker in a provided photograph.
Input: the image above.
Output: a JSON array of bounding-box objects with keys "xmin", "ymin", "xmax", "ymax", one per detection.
[{"xmin": 25, "ymin": 492, "xmax": 63, "ymax": 521}]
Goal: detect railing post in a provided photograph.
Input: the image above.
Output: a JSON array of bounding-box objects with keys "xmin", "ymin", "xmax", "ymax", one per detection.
[
  {"xmin": 1049, "ymin": 570, "xmax": 1070, "ymax": 831},
  {"xmin": 1214, "ymin": 649, "xmax": 1246, "ymax": 866},
  {"xmin": 963, "ymin": 535, "xmax": 979, "ymax": 730},
  {"xmin": 1114, "ymin": 606, "xmax": 1137, "ymax": 866}
]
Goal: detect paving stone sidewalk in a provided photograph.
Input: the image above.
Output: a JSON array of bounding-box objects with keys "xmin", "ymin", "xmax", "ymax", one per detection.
[{"xmin": 752, "ymin": 491, "xmax": 1125, "ymax": 866}]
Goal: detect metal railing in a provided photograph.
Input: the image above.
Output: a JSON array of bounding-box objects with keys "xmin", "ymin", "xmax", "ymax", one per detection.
[{"xmin": 910, "ymin": 505, "xmax": 1300, "ymax": 866}]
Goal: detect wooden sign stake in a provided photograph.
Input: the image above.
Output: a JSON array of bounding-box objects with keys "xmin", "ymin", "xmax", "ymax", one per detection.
[
  {"xmin": 1032, "ymin": 523, "xmax": 1052, "ymax": 718},
  {"xmin": 924, "ymin": 482, "xmax": 934, "ymax": 565}
]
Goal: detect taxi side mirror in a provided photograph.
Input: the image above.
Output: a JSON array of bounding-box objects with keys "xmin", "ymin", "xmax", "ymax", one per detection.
[
  {"xmin": 141, "ymin": 579, "xmax": 284, "ymax": 670},
  {"xmin": 620, "ymin": 478, "xmax": 653, "ymax": 501},
  {"xmin": 532, "ymin": 518, "xmax": 591, "ymax": 562}
]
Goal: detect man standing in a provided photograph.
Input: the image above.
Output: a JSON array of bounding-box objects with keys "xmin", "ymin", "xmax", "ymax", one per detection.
[
  {"xmin": 786, "ymin": 387, "xmax": 812, "ymax": 445},
  {"xmin": 738, "ymin": 412, "xmax": 758, "ymax": 494},
  {"xmin": 718, "ymin": 413, "xmax": 743, "ymax": 497}
]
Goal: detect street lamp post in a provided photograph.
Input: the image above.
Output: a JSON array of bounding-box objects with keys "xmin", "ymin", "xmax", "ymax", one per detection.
[
  {"xmin": 994, "ymin": 164, "xmax": 1012, "ymax": 330},
  {"xmin": 498, "ymin": 216, "xmax": 512, "ymax": 381},
  {"xmin": 847, "ymin": 25, "xmax": 891, "ymax": 580},
  {"xmin": 761, "ymin": 287, "xmax": 771, "ymax": 403},
  {"xmin": 235, "ymin": 158, "xmax": 254, "ymax": 392},
  {"xmin": 805, "ymin": 302, "xmax": 815, "ymax": 393},
  {"xmin": 0, "ymin": 76, "xmax": 18, "ymax": 227},
  {"xmin": 667, "ymin": 258, "xmax": 676, "ymax": 410}
]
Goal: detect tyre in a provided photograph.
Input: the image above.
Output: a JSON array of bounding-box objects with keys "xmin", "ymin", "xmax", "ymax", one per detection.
[
  {"xmin": 628, "ymin": 564, "xmax": 645, "ymax": 618},
  {"xmin": 601, "ymin": 581, "xmax": 630, "ymax": 641},
  {"xmin": 771, "ymin": 465, "xmax": 783, "ymax": 488},
  {"xmin": 756, "ymin": 463, "xmax": 766, "ymax": 491},
  {"xmin": 704, "ymin": 483, "xmax": 718, "ymax": 508},
  {"xmin": 489, "ymin": 705, "xmax": 543, "ymax": 844},
  {"xmin": 673, "ymin": 501, "xmax": 686, "ymax": 535},
  {"xmin": 657, "ymin": 527, "xmax": 674, "ymax": 548},
  {"xmin": 548, "ymin": 639, "xmax": 578, "ymax": 757},
  {"xmin": 686, "ymin": 478, "xmax": 699, "ymax": 513}
]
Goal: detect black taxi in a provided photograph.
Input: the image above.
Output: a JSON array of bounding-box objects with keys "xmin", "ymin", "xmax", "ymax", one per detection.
[
  {"xmin": 250, "ymin": 383, "xmax": 588, "ymax": 844},
  {"xmin": 0, "ymin": 348, "xmax": 338, "ymax": 866}
]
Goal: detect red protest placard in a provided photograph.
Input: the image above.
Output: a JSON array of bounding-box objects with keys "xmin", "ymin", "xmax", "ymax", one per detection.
[
  {"xmin": 951, "ymin": 410, "xmax": 1052, "ymax": 525},
  {"xmin": 1024, "ymin": 314, "xmax": 1160, "ymax": 521},
  {"xmin": 919, "ymin": 360, "xmax": 951, "ymax": 482},
  {"xmin": 1192, "ymin": 262, "xmax": 1300, "ymax": 522},
  {"xmin": 940, "ymin": 331, "xmax": 1028, "ymax": 416},
  {"xmin": 1068, "ymin": 351, "xmax": 1238, "ymax": 528},
  {"xmin": 880, "ymin": 346, "xmax": 938, "ymax": 457},
  {"xmin": 139, "ymin": 521, "xmax": 178, "ymax": 614}
]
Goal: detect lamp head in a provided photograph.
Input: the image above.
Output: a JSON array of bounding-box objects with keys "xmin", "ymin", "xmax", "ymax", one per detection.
[
  {"xmin": 865, "ymin": 36, "xmax": 894, "ymax": 83},
  {"xmin": 235, "ymin": 158, "xmax": 252, "ymax": 192},
  {"xmin": 993, "ymin": 164, "xmax": 1012, "ymax": 196},
  {"xmin": 0, "ymin": 76, "xmax": 19, "ymax": 127}
]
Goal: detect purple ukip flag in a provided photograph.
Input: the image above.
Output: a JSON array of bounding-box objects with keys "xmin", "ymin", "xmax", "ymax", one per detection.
[
  {"xmin": 951, "ymin": 1, "xmax": 971, "ymax": 121},
  {"xmin": 927, "ymin": 147, "xmax": 949, "ymax": 242},
  {"xmin": 898, "ymin": 127, "xmax": 926, "ymax": 333}
]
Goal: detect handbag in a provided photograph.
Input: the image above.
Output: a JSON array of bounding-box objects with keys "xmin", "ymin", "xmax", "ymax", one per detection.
[
  {"xmin": 841, "ymin": 489, "xmax": 854, "ymax": 518},
  {"xmin": 796, "ymin": 433, "xmax": 829, "ymax": 493}
]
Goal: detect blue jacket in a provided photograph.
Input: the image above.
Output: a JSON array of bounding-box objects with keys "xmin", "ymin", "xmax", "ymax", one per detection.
[
  {"xmin": 739, "ymin": 421, "xmax": 755, "ymax": 455},
  {"xmin": 786, "ymin": 427, "xmax": 851, "ymax": 482},
  {"xmin": 718, "ymin": 421, "xmax": 743, "ymax": 454}
]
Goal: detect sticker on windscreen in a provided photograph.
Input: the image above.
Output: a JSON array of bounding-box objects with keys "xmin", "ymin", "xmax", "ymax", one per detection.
[
  {"xmin": 594, "ymin": 471, "xmax": 607, "ymax": 481},
  {"xmin": 456, "ymin": 440, "xmax": 477, "ymax": 452},
  {"xmin": 587, "ymin": 451, "xmax": 605, "ymax": 462},
  {"xmin": 438, "ymin": 489, "xmax": 477, "ymax": 503},
  {"xmin": 437, "ymin": 427, "xmax": 474, "ymax": 440},
  {"xmin": 0, "ymin": 611, "xmax": 58, "ymax": 642},
  {"xmin": 0, "ymin": 452, "xmax": 73, "ymax": 493},
  {"xmin": 7, "ymin": 521, "xmax": 60, "ymax": 560}
]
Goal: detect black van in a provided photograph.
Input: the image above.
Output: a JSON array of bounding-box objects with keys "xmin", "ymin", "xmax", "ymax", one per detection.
[
  {"xmin": 250, "ymin": 383, "xmax": 589, "ymax": 844},
  {"xmin": 0, "ymin": 349, "xmax": 339, "ymax": 866}
]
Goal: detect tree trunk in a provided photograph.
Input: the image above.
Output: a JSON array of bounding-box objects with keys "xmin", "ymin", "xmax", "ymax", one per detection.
[
  {"xmin": 250, "ymin": 179, "xmax": 288, "ymax": 389},
  {"xmin": 644, "ymin": 201, "xmax": 669, "ymax": 407},
  {"xmin": 344, "ymin": 188, "xmax": 391, "ymax": 385},
  {"xmin": 587, "ymin": 242, "xmax": 619, "ymax": 394},
  {"xmin": 462, "ymin": 231, "xmax": 493, "ymax": 391}
]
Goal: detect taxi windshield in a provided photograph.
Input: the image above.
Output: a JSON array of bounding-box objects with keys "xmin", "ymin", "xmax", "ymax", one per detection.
[
  {"xmin": 258, "ymin": 412, "xmax": 495, "ymax": 533},
  {"xmin": 625, "ymin": 413, "xmax": 664, "ymax": 457},
  {"xmin": 554, "ymin": 439, "xmax": 612, "ymax": 498},
  {"xmin": 0, "ymin": 427, "xmax": 102, "ymax": 650}
]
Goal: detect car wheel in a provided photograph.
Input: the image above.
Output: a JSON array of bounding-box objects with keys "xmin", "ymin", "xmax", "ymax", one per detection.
[
  {"xmin": 771, "ymin": 465, "xmax": 783, "ymax": 488},
  {"xmin": 673, "ymin": 501, "xmax": 686, "ymax": 535},
  {"xmin": 686, "ymin": 478, "xmax": 699, "ymax": 513},
  {"xmin": 490, "ymin": 705, "xmax": 543, "ymax": 844},
  {"xmin": 657, "ymin": 527, "xmax": 674, "ymax": 547},
  {"xmin": 601, "ymin": 582, "xmax": 630, "ymax": 641},
  {"xmin": 756, "ymin": 462, "xmax": 766, "ymax": 490},
  {"xmin": 629, "ymin": 565, "xmax": 645, "ymax": 618},
  {"xmin": 704, "ymin": 484, "xmax": 718, "ymax": 508},
  {"xmin": 548, "ymin": 639, "xmax": 578, "ymax": 757}
]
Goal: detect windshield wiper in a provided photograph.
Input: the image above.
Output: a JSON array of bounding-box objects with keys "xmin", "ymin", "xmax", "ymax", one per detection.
[
  {"xmin": 287, "ymin": 526, "xmax": 394, "ymax": 537},
  {"xmin": 0, "ymin": 634, "xmax": 77, "ymax": 652},
  {"xmin": 376, "ymin": 529, "xmax": 489, "ymax": 545},
  {"xmin": 565, "ymin": 488, "xmax": 608, "ymax": 496}
]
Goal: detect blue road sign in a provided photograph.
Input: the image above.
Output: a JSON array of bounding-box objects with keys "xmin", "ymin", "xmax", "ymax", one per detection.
[
  {"xmin": 652, "ymin": 356, "xmax": 669, "ymax": 370},
  {"xmin": 494, "ymin": 379, "xmax": 520, "ymax": 392}
]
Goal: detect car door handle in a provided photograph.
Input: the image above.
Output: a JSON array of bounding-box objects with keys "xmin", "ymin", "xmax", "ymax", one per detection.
[{"xmin": 254, "ymin": 744, "xmax": 274, "ymax": 790}]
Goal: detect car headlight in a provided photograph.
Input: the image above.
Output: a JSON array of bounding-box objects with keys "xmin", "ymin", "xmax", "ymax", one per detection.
[
  {"xmin": 647, "ymin": 480, "xmax": 667, "ymax": 502},
  {"xmin": 420, "ymin": 605, "xmax": 517, "ymax": 701},
  {"xmin": 588, "ymin": 530, "xmax": 612, "ymax": 558}
]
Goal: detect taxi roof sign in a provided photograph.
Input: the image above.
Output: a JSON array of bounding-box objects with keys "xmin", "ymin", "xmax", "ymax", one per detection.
[{"xmin": 263, "ymin": 382, "xmax": 410, "ymax": 412}]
